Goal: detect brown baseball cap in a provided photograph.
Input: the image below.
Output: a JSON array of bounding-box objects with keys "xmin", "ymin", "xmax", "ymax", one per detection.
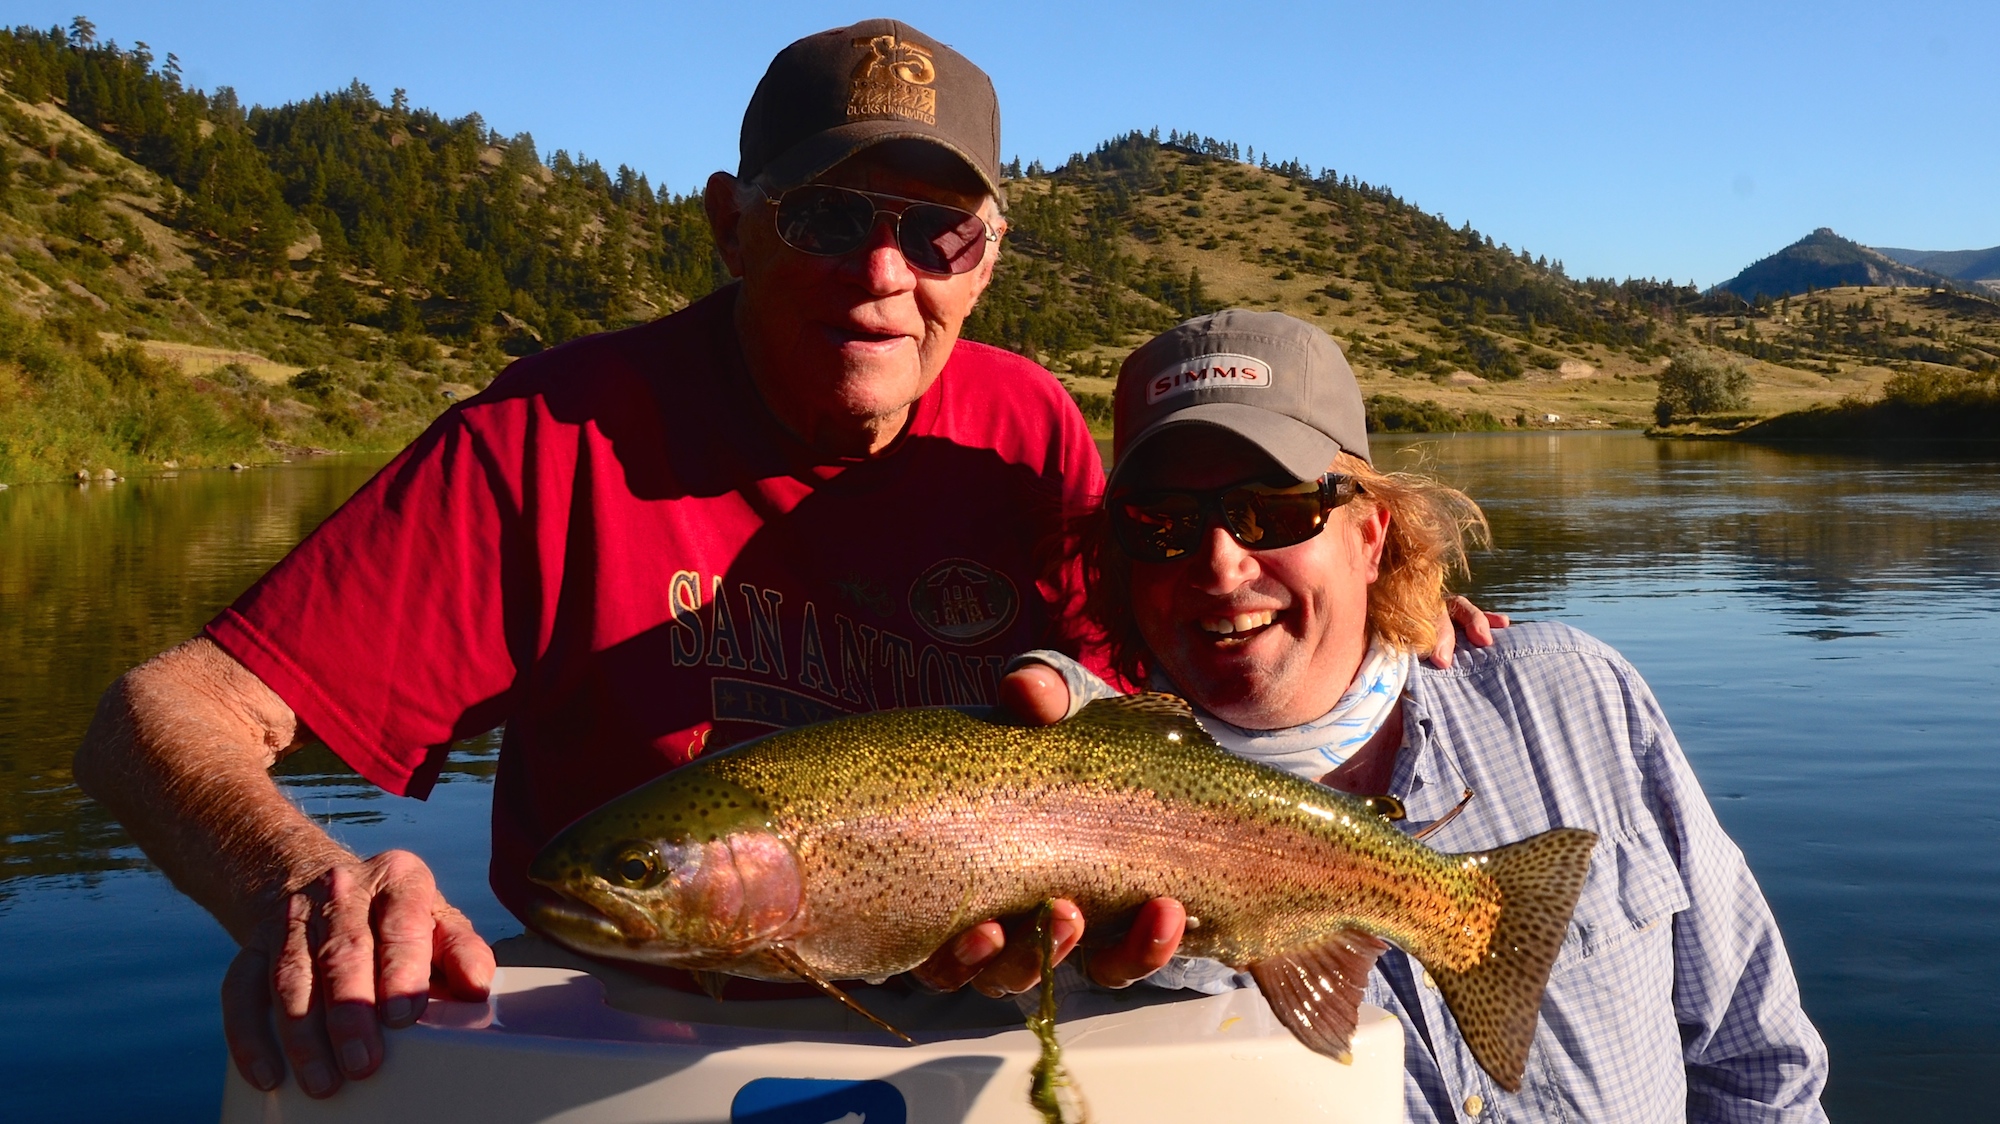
[
  {"xmin": 739, "ymin": 20, "xmax": 1003, "ymax": 200},
  {"xmin": 1106, "ymin": 310, "xmax": 1371, "ymax": 496}
]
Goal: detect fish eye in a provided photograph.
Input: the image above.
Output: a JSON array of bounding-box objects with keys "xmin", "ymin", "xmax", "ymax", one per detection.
[{"xmin": 602, "ymin": 843, "xmax": 663, "ymax": 888}]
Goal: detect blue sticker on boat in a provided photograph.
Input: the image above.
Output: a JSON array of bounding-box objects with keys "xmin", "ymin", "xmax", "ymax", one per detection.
[{"xmin": 730, "ymin": 1077, "xmax": 908, "ymax": 1124}]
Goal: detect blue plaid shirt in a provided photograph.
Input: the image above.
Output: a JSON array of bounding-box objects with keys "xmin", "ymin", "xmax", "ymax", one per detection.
[{"xmin": 1023, "ymin": 621, "xmax": 1828, "ymax": 1123}]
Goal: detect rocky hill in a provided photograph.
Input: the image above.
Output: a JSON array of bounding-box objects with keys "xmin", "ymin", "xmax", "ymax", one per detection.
[
  {"xmin": 0, "ymin": 21, "xmax": 726, "ymax": 481},
  {"xmin": 1714, "ymin": 228, "xmax": 1957, "ymax": 301}
]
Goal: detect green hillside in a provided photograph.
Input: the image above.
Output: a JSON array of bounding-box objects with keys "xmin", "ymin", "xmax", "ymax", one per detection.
[
  {"xmin": 970, "ymin": 134, "xmax": 2000, "ymax": 436},
  {"xmin": 1874, "ymin": 244, "xmax": 2000, "ymax": 291},
  {"xmin": 3, "ymin": 20, "xmax": 1997, "ymax": 481},
  {"xmin": 0, "ymin": 20, "xmax": 724, "ymax": 481},
  {"xmin": 968, "ymin": 133, "xmax": 1699, "ymax": 421}
]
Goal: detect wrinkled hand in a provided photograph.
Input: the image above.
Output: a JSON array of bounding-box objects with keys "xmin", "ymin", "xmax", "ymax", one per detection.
[
  {"xmin": 221, "ymin": 850, "xmax": 494, "ymax": 1098},
  {"xmin": 910, "ymin": 897, "xmax": 1187, "ymax": 995},
  {"xmin": 1428, "ymin": 594, "xmax": 1510, "ymax": 668}
]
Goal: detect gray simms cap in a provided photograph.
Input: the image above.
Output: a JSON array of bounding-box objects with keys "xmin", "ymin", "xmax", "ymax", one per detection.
[
  {"xmin": 740, "ymin": 19, "xmax": 1003, "ymax": 199},
  {"xmin": 1106, "ymin": 309, "xmax": 1370, "ymax": 495}
]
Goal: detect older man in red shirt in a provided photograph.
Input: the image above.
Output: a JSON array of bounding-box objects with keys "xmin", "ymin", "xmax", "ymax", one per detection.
[{"xmin": 75, "ymin": 20, "xmax": 1117, "ymax": 1099}]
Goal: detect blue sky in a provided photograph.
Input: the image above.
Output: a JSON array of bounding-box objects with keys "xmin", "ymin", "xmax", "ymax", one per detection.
[{"xmin": 16, "ymin": 1, "xmax": 1997, "ymax": 286}]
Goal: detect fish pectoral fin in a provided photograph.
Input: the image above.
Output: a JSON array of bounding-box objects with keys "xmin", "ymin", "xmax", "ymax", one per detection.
[
  {"xmin": 1248, "ymin": 928, "xmax": 1390, "ymax": 1065},
  {"xmin": 766, "ymin": 945, "xmax": 915, "ymax": 1045},
  {"xmin": 690, "ymin": 970, "xmax": 731, "ymax": 1002}
]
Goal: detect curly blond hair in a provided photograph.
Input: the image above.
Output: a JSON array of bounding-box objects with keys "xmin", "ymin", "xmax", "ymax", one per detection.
[{"xmin": 1078, "ymin": 450, "xmax": 1489, "ymax": 686}]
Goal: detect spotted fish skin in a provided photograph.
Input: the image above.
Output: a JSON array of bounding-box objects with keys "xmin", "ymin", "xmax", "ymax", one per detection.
[{"xmin": 528, "ymin": 693, "xmax": 1596, "ymax": 1090}]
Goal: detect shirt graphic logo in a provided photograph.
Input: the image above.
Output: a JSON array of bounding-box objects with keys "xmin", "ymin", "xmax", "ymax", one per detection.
[
  {"xmin": 848, "ymin": 35, "xmax": 937, "ymax": 125},
  {"xmin": 712, "ymin": 677, "xmax": 851, "ymax": 731},
  {"xmin": 834, "ymin": 577, "xmax": 897, "ymax": 618},
  {"xmin": 908, "ymin": 557, "xmax": 1018, "ymax": 646},
  {"xmin": 1146, "ymin": 352, "xmax": 1271, "ymax": 405}
]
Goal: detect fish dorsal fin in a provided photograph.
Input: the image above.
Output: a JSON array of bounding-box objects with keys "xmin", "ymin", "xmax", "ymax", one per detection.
[
  {"xmin": 1073, "ymin": 692, "xmax": 1208, "ymax": 741},
  {"xmin": 1248, "ymin": 928, "xmax": 1390, "ymax": 1065}
]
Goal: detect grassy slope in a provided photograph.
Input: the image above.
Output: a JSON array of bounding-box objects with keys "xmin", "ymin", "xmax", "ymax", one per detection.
[
  {"xmin": 984, "ymin": 141, "xmax": 2000, "ymax": 436},
  {"xmin": 1013, "ymin": 153, "xmax": 1665, "ymax": 430},
  {"xmin": 0, "ymin": 86, "xmax": 473, "ymax": 480}
]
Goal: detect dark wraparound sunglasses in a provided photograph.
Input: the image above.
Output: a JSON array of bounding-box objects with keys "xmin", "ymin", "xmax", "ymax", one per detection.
[
  {"xmin": 1111, "ymin": 473, "xmax": 1363, "ymax": 563},
  {"xmin": 766, "ymin": 184, "xmax": 998, "ymax": 276}
]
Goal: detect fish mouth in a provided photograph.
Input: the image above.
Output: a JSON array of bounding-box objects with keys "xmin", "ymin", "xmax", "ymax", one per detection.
[
  {"xmin": 528, "ymin": 880, "xmax": 661, "ymax": 946},
  {"xmin": 530, "ymin": 897, "xmax": 627, "ymax": 949},
  {"xmin": 529, "ymin": 896, "xmax": 731, "ymax": 970}
]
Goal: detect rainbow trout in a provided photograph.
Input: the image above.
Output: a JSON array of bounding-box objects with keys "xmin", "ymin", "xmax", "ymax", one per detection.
[{"xmin": 528, "ymin": 694, "xmax": 1596, "ymax": 1092}]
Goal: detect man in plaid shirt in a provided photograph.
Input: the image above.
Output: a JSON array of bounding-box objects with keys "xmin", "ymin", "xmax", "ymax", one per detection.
[{"xmin": 920, "ymin": 310, "xmax": 1828, "ymax": 1122}]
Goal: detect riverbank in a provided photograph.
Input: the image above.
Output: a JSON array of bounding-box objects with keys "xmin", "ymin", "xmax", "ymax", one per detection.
[
  {"xmin": 1735, "ymin": 393, "xmax": 2000, "ymax": 443},
  {"xmin": 1646, "ymin": 367, "xmax": 2000, "ymax": 445},
  {"xmin": 0, "ymin": 307, "xmax": 442, "ymax": 484}
]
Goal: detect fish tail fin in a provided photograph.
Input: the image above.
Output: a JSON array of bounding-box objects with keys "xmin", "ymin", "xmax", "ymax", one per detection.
[
  {"xmin": 1428, "ymin": 827, "xmax": 1597, "ymax": 1092},
  {"xmin": 1248, "ymin": 928, "xmax": 1390, "ymax": 1064}
]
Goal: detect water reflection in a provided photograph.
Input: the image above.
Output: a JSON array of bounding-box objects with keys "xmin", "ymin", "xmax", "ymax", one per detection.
[
  {"xmin": 0, "ymin": 459, "xmax": 395, "ymax": 892},
  {"xmin": 1384, "ymin": 433, "xmax": 2000, "ymax": 613},
  {"xmin": 3, "ymin": 435, "xmax": 1997, "ymax": 1119}
]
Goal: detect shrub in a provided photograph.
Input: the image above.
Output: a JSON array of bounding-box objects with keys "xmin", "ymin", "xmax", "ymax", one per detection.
[
  {"xmin": 1365, "ymin": 393, "xmax": 1503, "ymax": 433},
  {"xmin": 1655, "ymin": 349, "xmax": 1750, "ymax": 424},
  {"xmin": 1880, "ymin": 368, "xmax": 1999, "ymax": 408},
  {"xmin": 1458, "ymin": 330, "xmax": 1524, "ymax": 381},
  {"xmin": 1068, "ymin": 389, "xmax": 1113, "ymax": 430}
]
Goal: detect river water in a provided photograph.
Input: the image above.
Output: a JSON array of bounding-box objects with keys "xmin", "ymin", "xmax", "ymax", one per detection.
[{"xmin": 1, "ymin": 432, "xmax": 1995, "ymax": 1121}]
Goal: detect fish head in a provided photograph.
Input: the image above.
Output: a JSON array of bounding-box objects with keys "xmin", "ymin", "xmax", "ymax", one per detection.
[{"xmin": 526, "ymin": 774, "xmax": 803, "ymax": 967}]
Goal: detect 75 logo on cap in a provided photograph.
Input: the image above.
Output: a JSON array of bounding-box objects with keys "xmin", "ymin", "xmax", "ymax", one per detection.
[{"xmin": 1146, "ymin": 352, "xmax": 1271, "ymax": 405}]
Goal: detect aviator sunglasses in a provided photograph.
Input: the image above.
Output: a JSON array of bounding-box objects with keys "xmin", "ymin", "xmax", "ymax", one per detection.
[
  {"xmin": 766, "ymin": 184, "xmax": 998, "ymax": 276},
  {"xmin": 1111, "ymin": 472, "xmax": 1363, "ymax": 563}
]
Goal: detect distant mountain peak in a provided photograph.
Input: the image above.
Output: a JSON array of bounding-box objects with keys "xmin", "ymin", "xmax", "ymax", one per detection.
[
  {"xmin": 1871, "ymin": 243, "xmax": 2000, "ymax": 292},
  {"xmin": 1716, "ymin": 228, "xmax": 1959, "ymax": 300}
]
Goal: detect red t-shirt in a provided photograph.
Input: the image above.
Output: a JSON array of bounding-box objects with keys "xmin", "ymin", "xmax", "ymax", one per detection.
[{"xmin": 207, "ymin": 286, "xmax": 1108, "ymax": 921}]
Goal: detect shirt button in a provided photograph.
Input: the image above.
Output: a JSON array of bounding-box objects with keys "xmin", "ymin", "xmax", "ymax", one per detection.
[
  {"xmin": 1463, "ymin": 1094, "xmax": 1485, "ymax": 1117},
  {"xmin": 1421, "ymin": 969, "xmax": 1437, "ymax": 990}
]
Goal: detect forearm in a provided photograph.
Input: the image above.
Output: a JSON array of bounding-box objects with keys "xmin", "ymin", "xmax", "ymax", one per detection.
[{"xmin": 74, "ymin": 638, "xmax": 353, "ymax": 943}]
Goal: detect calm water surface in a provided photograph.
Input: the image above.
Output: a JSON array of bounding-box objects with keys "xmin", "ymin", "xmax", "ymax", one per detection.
[{"xmin": 2, "ymin": 434, "xmax": 1996, "ymax": 1120}]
